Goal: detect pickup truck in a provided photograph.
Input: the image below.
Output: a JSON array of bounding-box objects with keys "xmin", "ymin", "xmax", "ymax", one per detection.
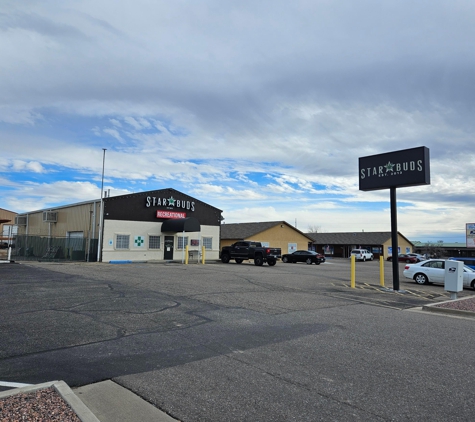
[{"xmin": 220, "ymin": 241, "xmax": 281, "ymax": 266}]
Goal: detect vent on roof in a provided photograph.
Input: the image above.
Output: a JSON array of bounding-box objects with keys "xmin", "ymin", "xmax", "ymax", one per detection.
[
  {"xmin": 43, "ymin": 211, "xmax": 58, "ymax": 223},
  {"xmin": 15, "ymin": 216, "xmax": 27, "ymax": 225}
]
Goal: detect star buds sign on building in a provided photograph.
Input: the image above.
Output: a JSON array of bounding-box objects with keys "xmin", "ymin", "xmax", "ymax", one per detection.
[{"xmin": 359, "ymin": 146, "xmax": 430, "ymax": 290}]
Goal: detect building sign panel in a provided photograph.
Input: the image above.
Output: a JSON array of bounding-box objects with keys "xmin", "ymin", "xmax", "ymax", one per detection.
[
  {"xmin": 156, "ymin": 211, "xmax": 186, "ymax": 219},
  {"xmin": 467, "ymin": 223, "xmax": 475, "ymax": 248},
  {"xmin": 359, "ymin": 146, "xmax": 430, "ymax": 191}
]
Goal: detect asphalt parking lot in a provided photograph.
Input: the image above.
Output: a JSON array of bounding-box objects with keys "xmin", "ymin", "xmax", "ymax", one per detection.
[{"xmin": 1, "ymin": 258, "xmax": 475, "ymax": 421}]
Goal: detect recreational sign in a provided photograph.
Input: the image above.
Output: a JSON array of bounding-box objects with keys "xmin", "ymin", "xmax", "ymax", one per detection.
[{"xmin": 359, "ymin": 146, "xmax": 430, "ymax": 191}]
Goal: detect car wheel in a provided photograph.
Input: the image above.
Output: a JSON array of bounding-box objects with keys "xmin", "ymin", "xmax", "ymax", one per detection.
[
  {"xmin": 362, "ymin": 256, "xmax": 366, "ymax": 262},
  {"xmin": 306, "ymin": 258, "xmax": 312, "ymax": 265},
  {"xmin": 370, "ymin": 256, "xmax": 373, "ymax": 261},
  {"xmin": 221, "ymin": 254, "xmax": 230, "ymax": 264},
  {"xmin": 471, "ymin": 280, "xmax": 475, "ymax": 291},
  {"xmin": 267, "ymin": 259, "xmax": 276, "ymax": 266},
  {"xmin": 254, "ymin": 256, "xmax": 264, "ymax": 266},
  {"xmin": 316, "ymin": 261, "xmax": 321, "ymax": 265},
  {"xmin": 282, "ymin": 256, "xmax": 288, "ymax": 263},
  {"xmin": 414, "ymin": 273, "xmax": 429, "ymax": 285},
  {"xmin": 235, "ymin": 259, "xmax": 243, "ymax": 264},
  {"xmin": 406, "ymin": 259, "xmax": 411, "ymax": 263}
]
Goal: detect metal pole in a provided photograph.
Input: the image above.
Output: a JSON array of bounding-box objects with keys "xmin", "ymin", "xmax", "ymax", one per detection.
[
  {"xmin": 97, "ymin": 148, "xmax": 107, "ymax": 262},
  {"xmin": 390, "ymin": 187, "xmax": 400, "ymax": 291}
]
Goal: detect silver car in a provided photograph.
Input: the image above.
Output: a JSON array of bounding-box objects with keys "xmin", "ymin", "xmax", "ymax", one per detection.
[
  {"xmin": 403, "ymin": 259, "xmax": 475, "ymax": 289},
  {"xmin": 406, "ymin": 253, "xmax": 426, "ymax": 262}
]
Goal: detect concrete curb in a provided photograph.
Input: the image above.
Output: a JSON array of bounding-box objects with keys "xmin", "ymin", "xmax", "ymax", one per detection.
[
  {"xmin": 422, "ymin": 295, "xmax": 475, "ymax": 318},
  {"xmin": 0, "ymin": 380, "xmax": 99, "ymax": 422}
]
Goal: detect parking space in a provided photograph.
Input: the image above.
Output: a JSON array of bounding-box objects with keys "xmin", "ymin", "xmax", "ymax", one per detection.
[{"xmin": 2, "ymin": 259, "xmax": 475, "ymax": 421}]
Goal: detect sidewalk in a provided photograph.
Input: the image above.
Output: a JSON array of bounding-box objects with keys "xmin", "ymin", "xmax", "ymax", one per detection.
[{"xmin": 0, "ymin": 380, "xmax": 178, "ymax": 422}]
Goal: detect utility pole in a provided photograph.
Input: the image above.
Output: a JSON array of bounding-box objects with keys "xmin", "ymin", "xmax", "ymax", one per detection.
[{"xmin": 97, "ymin": 148, "xmax": 107, "ymax": 262}]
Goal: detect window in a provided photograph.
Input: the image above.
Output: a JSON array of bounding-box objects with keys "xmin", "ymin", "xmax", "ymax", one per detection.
[
  {"xmin": 177, "ymin": 236, "xmax": 188, "ymax": 249},
  {"xmin": 149, "ymin": 235, "xmax": 161, "ymax": 249},
  {"xmin": 203, "ymin": 237, "xmax": 212, "ymax": 249},
  {"xmin": 116, "ymin": 234, "xmax": 130, "ymax": 249}
]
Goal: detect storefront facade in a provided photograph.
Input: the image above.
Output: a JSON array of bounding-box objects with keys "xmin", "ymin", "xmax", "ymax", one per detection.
[
  {"xmin": 14, "ymin": 188, "xmax": 222, "ymax": 262},
  {"xmin": 101, "ymin": 188, "xmax": 222, "ymax": 262}
]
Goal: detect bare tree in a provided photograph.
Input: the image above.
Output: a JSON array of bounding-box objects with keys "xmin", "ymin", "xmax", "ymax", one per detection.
[
  {"xmin": 307, "ymin": 225, "xmax": 321, "ymax": 233},
  {"xmin": 422, "ymin": 241, "xmax": 447, "ymax": 258}
]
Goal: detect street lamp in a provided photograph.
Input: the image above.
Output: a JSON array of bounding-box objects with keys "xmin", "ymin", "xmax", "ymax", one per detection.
[{"xmin": 97, "ymin": 148, "xmax": 107, "ymax": 262}]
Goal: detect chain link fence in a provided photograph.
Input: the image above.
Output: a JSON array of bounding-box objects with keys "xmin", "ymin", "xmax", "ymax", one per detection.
[{"xmin": 11, "ymin": 235, "xmax": 98, "ymax": 262}]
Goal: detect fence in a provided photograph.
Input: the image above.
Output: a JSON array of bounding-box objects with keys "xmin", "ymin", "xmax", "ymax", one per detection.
[{"xmin": 12, "ymin": 235, "xmax": 98, "ymax": 262}]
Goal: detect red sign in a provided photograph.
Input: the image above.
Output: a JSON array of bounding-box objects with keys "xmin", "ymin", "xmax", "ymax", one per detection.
[{"xmin": 156, "ymin": 210, "xmax": 186, "ymax": 219}]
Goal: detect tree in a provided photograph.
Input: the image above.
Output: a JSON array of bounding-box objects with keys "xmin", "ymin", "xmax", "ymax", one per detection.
[{"xmin": 307, "ymin": 225, "xmax": 322, "ymax": 233}]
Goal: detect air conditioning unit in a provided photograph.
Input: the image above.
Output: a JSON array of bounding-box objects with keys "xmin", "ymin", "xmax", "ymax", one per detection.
[
  {"xmin": 15, "ymin": 216, "xmax": 27, "ymax": 225},
  {"xmin": 43, "ymin": 211, "xmax": 58, "ymax": 223}
]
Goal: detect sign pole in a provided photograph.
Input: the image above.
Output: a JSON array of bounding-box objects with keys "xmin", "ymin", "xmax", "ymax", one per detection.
[{"xmin": 390, "ymin": 186, "xmax": 400, "ymax": 291}]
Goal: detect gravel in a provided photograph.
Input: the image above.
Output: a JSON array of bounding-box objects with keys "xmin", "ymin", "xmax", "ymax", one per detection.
[
  {"xmin": 0, "ymin": 387, "xmax": 81, "ymax": 422},
  {"xmin": 433, "ymin": 295, "xmax": 475, "ymax": 312}
]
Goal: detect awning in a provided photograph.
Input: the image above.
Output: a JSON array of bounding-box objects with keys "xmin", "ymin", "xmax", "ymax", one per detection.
[{"xmin": 161, "ymin": 217, "xmax": 200, "ymax": 233}]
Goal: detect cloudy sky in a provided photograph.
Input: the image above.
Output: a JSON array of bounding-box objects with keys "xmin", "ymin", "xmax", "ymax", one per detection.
[{"xmin": 1, "ymin": 0, "xmax": 474, "ymax": 243}]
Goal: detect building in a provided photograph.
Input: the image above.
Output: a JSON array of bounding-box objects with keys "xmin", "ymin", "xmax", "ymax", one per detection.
[
  {"xmin": 307, "ymin": 231, "xmax": 414, "ymax": 259},
  {"xmin": 221, "ymin": 221, "xmax": 314, "ymax": 254},
  {"xmin": 0, "ymin": 208, "xmax": 17, "ymax": 246},
  {"xmin": 14, "ymin": 188, "xmax": 222, "ymax": 262},
  {"xmin": 101, "ymin": 188, "xmax": 222, "ymax": 262}
]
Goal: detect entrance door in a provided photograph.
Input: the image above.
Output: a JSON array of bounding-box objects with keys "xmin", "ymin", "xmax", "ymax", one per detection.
[{"xmin": 164, "ymin": 236, "xmax": 174, "ymax": 260}]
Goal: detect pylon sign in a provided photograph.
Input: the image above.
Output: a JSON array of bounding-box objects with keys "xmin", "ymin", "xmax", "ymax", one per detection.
[{"xmin": 359, "ymin": 146, "xmax": 430, "ymax": 191}]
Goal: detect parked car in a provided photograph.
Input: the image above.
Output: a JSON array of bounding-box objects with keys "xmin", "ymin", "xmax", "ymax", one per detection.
[
  {"xmin": 282, "ymin": 250, "xmax": 325, "ymax": 265},
  {"xmin": 406, "ymin": 253, "xmax": 426, "ymax": 262},
  {"xmin": 403, "ymin": 259, "xmax": 475, "ymax": 289},
  {"xmin": 448, "ymin": 257, "xmax": 475, "ymax": 270},
  {"xmin": 350, "ymin": 249, "xmax": 373, "ymax": 262},
  {"xmin": 387, "ymin": 254, "xmax": 418, "ymax": 263}
]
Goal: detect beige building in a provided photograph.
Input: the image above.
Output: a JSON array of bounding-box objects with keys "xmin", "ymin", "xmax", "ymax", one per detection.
[
  {"xmin": 0, "ymin": 208, "xmax": 17, "ymax": 246},
  {"xmin": 220, "ymin": 221, "xmax": 314, "ymax": 254}
]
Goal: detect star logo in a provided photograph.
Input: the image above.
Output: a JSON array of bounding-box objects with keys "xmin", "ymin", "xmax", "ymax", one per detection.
[
  {"xmin": 134, "ymin": 236, "xmax": 144, "ymax": 247},
  {"xmin": 384, "ymin": 161, "xmax": 395, "ymax": 173},
  {"xmin": 167, "ymin": 196, "xmax": 176, "ymax": 206}
]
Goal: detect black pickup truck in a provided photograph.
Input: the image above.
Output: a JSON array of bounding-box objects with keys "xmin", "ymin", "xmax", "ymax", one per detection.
[{"xmin": 220, "ymin": 241, "xmax": 281, "ymax": 266}]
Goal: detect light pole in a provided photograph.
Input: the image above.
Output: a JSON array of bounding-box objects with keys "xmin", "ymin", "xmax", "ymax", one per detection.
[{"xmin": 97, "ymin": 148, "xmax": 107, "ymax": 262}]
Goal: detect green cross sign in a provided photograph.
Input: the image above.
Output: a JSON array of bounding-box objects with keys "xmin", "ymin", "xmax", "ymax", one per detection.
[{"xmin": 134, "ymin": 236, "xmax": 144, "ymax": 247}]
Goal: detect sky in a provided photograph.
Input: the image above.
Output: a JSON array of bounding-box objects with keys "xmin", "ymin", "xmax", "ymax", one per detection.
[{"xmin": 1, "ymin": 0, "xmax": 474, "ymax": 244}]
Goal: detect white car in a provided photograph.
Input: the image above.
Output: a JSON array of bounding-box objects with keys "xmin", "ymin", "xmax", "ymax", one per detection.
[
  {"xmin": 350, "ymin": 249, "xmax": 373, "ymax": 262},
  {"xmin": 403, "ymin": 259, "xmax": 475, "ymax": 289}
]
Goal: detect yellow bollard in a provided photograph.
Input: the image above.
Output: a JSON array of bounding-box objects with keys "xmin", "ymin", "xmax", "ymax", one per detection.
[
  {"xmin": 380, "ymin": 256, "xmax": 385, "ymax": 287},
  {"xmin": 350, "ymin": 255, "xmax": 356, "ymax": 288},
  {"xmin": 185, "ymin": 245, "xmax": 189, "ymax": 265},
  {"xmin": 201, "ymin": 245, "xmax": 206, "ymax": 264}
]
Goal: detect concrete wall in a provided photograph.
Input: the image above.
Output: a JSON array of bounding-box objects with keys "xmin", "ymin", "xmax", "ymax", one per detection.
[{"xmin": 102, "ymin": 219, "xmax": 220, "ymax": 262}]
